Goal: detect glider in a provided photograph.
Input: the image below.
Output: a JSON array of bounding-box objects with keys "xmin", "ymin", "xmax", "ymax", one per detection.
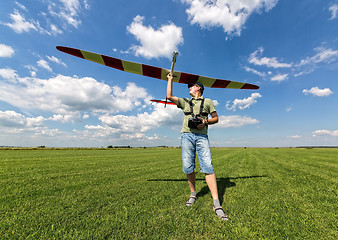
[
  {"xmin": 56, "ymin": 46, "xmax": 259, "ymax": 90},
  {"xmin": 56, "ymin": 46, "xmax": 259, "ymax": 106}
]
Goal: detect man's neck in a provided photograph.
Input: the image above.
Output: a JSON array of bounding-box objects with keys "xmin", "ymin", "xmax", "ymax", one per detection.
[{"xmin": 190, "ymin": 93, "xmax": 202, "ymax": 99}]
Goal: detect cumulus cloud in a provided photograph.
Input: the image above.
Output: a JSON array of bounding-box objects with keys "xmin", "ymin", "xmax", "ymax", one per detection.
[
  {"xmin": 0, "ymin": 73, "xmax": 152, "ymax": 115},
  {"xmin": 181, "ymin": 0, "xmax": 278, "ymax": 36},
  {"xmin": 0, "ymin": 110, "xmax": 47, "ymax": 132},
  {"xmin": 312, "ymin": 130, "xmax": 338, "ymax": 137},
  {"xmin": 0, "ymin": 68, "xmax": 18, "ymax": 82},
  {"xmin": 0, "ymin": 44, "xmax": 15, "ymax": 58},
  {"xmin": 49, "ymin": 113, "xmax": 82, "ymax": 123},
  {"xmin": 226, "ymin": 93, "xmax": 262, "ymax": 111},
  {"xmin": 249, "ymin": 47, "xmax": 292, "ymax": 68},
  {"xmin": 127, "ymin": 15, "xmax": 183, "ymax": 59},
  {"xmin": 329, "ymin": 3, "xmax": 338, "ymax": 20},
  {"xmin": 303, "ymin": 87, "xmax": 333, "ymax": 97},
  {"xmin": 213, "ymin": 115, "xmax": 259, "ymax": 128},
  {"xmin": 96, "ymin": 104, "xmax": 182, "ymax": 135},
  {"xmin": 0, "ymin": 110, "xmax": 63, "ymax": 141}
]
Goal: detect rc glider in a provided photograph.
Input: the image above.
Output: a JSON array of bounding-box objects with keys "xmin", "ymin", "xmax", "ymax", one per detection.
[{"xmin": 56, "ymin": 46, "xmax": 259, "ymax": 106}]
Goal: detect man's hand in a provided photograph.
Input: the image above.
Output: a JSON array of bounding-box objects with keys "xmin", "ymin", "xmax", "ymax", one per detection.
[
  {"xmin": 167, "ymin": 72, "xmax": 173, "ymax": 81},
  {"xmin": 197, "ymin": 118, "xmax": 207, "ymax": 130}
]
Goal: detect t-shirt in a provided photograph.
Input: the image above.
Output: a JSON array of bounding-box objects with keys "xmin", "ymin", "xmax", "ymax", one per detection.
[{"xmin": 177, "ymin": 97, "xmax": 216, "ymax": 135}]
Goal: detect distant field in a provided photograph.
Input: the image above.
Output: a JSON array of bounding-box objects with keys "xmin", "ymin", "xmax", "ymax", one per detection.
[{"xmin": 0, "ymin": 148, "xmax": 337, "ymax": 239}]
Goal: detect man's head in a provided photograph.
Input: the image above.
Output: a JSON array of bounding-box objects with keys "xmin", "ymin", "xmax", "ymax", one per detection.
[{"xmin": 188, "ymin": 82, "xmax": 204, "ymax": 96}]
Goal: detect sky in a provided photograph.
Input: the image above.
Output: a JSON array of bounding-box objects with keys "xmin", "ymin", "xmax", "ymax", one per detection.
[{"xmin": 0, "ymin": 0, "xmax": 338, "ymax": 148}]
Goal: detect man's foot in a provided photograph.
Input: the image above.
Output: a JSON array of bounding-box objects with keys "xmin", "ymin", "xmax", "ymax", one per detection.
[
  {"xmin": 213, "ymin": 206, "xmax": 229, "ymax": 221},
  {"xmin": 185, "ymin": 195, "xmax": 197, "ymax": 206}
]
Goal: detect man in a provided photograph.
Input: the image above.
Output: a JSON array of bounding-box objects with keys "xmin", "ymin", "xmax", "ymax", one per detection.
[{"xmin": 166, "ymin": 73, "xmax": 228, "ymax": 221}]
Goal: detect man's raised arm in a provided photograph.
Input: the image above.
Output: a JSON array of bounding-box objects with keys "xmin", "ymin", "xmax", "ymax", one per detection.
[{"xmin": 166, "ymin": 73, "xmax": 179, "ymax": 105}]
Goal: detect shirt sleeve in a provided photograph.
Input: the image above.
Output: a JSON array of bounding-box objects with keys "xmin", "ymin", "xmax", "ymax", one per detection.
[
  {"xmin": 207, "ymin": 99, "xmax": 216, "ymax": 114},
  {"xmin": 177, "ymin": 97, "xmax": 189, "ymax": 110}
]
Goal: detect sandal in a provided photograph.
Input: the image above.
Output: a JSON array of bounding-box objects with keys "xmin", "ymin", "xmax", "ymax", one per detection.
[
  {"xmin": 185, "ymin": 195, "xmax": 197, "ymax": 206},
  {"xmin": 213, "ymin": 206, "xmax": 229, "ymax": 221}
]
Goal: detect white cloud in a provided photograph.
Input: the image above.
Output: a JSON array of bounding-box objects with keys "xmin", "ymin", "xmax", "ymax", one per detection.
[
  {"xmin": 15, "ymin": 2, "xmax": 28, "ymax": 11},
  {"xmin": 249, "ymin": 47, "xmax": 292, "ymax": 68},
  {"xmin": 2, "ymin": 9, "xmax": 38, "ymax": 33},
  {"xmin": 37, "ymin": 59, "xmax": 53, "ymax": 72},
  {"xmin": 0, "ymin": 73, "xmax": 153, "ymax": 115},
  {"xmin": 24, "ymin": 65, "xmax": 38, "ymax": 77},
  {"xmin": 303, "ymin": 87, "xmax": 333, "ymax": 97},
  {"xmin": 312, "ymin": 130, "xmax": 338, "ymax": 137},
  {"xmin": 98, "ymin": 104, "xmax": 182, "ymax": 133},
  {"xmin": 246, "ymin": 45, "xmax": 338, "ymax": 79},
  {"xmin": 0, "ymin": 110, "xmax": 46, "ymax": 130},
  {"xmin": 49, "ymin": 113, "xmax": 82, "ymax": 123},
  {"xmin": 212, "ymin": 100, "xmax": 219, "ymax": 106},
  {"xmin": 3, "ymin": 1, "xmax": 89, "ymax": 35},
  {"xmin": 78, "ymin": 104, "xmax": 182, "ymax": 141},
  {"xmin": 329, "ymin": 3, "xmax": 338, "ymax": 20},
  {"xmin": 212, "ymin": 115, "xmax": 259, "ymax": 128},
  {"xmin": 298, "ymin": 46, "xmax": 338, "ymax": 66},
  {"xmin": 244, "ymin": 66, "xmax": 267, "ymax": 77},
  {"xmin": 271, "ymin": 73, "xmax": 288, "ymax": 82},
  {"xmin": 49, "ymin": 24, "xmax": 63, "ymax": 35},
  {"xmin": 0, "ymin": 44, "xmax": 15, "ymax": 58},
  {"xmin": 48, "ymin": 0, "xmax": 88, "ymax": 28},
  {"xmin": 58, "ymin": 0, "xmax": 81, "ymax": 27},
  {"xmin": 46, "ymin": 55, "xmax": 67, "ymax": 67},
  {"xmin": 181, "ymin": 0, "xmax": 278, "ymax": 36},
  {"xmin": 226, "ymin": 92, "xmax": 262, "ymax": 111},
  {"xmin": 286, "ymin": 106, "xmax": 293, "ymax": 112},
  {"xmin": 127, "ymin": 15, "xmax": 183, "ymax": 59},
  {"xmin": 0, "ymin": 110, "xmax": 27, "ymax": 128},
  {"xmin": 0, "ymin": 110, "xmax": 63, "ymax": 140},
  {"xmin": 0, "ymin": 68, "xmax": 18, "ymax": 82},
  {"xmin": 289, "ymin": 135, "xmax": 301, "ymax": 139}
]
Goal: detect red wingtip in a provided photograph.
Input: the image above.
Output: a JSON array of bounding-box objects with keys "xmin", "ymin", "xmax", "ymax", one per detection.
[
  {"xmin": 150, "ymin": 100, "xmax": 176, "ymax": 105},
  {"xmin": 56, "ymin": 46, "xmax": 84, "ymax": 59}
]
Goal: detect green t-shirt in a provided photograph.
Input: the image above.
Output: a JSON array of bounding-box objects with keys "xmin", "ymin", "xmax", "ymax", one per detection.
[{"xmin": 177, "ymin": 97, "xmax": 216, "ymax": 135}]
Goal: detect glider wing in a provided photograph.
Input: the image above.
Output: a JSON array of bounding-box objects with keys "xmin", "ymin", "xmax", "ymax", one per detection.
[{"xmin": 56, "ymin": 46, "xmax": 259, "ymax": 90}]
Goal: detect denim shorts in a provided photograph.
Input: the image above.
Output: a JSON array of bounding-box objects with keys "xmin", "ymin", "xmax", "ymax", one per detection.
[{"xmin": 181, "ymin": 132, "xmax": 214, "ymax": 174}]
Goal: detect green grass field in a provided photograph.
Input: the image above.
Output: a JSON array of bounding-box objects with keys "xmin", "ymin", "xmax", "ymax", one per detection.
[{"xmin": 0, "ymin": 148, "xmax": 337, "ymax": 239}]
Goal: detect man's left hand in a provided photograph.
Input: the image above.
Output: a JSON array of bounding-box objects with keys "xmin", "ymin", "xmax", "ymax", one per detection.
[{"xmin": 197, "ymin": 118, "xmax": 206, "ymax": 130}]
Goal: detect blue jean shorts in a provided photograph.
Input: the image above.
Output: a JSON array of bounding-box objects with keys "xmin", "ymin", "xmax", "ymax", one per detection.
[{"xmin": 181, "ymin": 132, "xmax": 214, "ymax": 174}]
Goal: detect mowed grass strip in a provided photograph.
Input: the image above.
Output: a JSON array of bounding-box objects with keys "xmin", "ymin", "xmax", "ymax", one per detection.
[{"xmin": 0, "ymin": 148, "xmax": 337, "ymax": 239}]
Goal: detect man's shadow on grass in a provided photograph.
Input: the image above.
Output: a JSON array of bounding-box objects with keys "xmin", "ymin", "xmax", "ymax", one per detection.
[{"xmin": 147, "ymin": 175, "xmax": 267, "ymax": 205}]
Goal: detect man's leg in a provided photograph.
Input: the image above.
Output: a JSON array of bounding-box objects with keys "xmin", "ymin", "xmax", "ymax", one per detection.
[
  {"xmin": 187, "ymin": 172, "xmax": 196, "ymax": 193},
  {"xmin": 185, "ymin": 172, "xmax": 197, "ymax": 206},
  {"xmin": 205, "ymin": 174, "xmax": 228, "ymax": 220},
  {"xmin": 181, "ymin": 133, "xmax": 197, "ymax": 206},
  {"xmin": 205, "ymin": 173, "xmax": 218, "ymax": 200},
  {"xmin": 196, "ymin": 135, "xmax": 228, "ymax": 220}
]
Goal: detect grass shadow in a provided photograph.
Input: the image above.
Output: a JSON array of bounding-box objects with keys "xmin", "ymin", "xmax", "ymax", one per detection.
[{"xmin": 147, "ymin": 175, "xmax": 268, "ymax": 205}]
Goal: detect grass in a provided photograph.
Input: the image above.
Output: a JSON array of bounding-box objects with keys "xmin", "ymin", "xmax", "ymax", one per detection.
[{"xmin": 0, "ymin": 148, "xmax": 337, "ymax": 239}]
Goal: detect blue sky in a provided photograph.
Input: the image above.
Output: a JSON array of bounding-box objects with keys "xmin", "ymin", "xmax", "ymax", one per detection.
[{"xmin": 0, "ymin": 0, "xmax": 338, "ymax": 147}]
